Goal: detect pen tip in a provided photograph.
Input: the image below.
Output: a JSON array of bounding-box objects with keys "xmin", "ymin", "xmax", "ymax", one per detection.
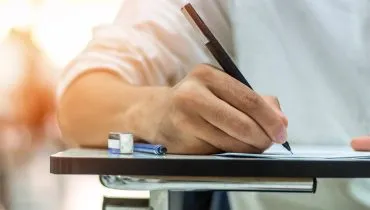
[{"xmin": 282, "ymin": 142, "xmax": 293, "ymax": 154}]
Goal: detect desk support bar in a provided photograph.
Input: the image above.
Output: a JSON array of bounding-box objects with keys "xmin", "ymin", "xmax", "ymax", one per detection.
[{"xmin": 99, "ymin": 175, "xmax": 317, "ymax": 193}]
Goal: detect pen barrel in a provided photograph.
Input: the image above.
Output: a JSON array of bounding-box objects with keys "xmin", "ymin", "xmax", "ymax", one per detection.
[
  {"xmin": 134, "ymin": 143, "xmax": 167, "ymax": 155},
  {"xmin": 206, "ymin": 42, "xmax": 253, "ymax": 90}
]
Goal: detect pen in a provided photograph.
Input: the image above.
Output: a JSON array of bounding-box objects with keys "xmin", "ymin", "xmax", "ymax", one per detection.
[
  {"xmin": 181, "ymin": 3, "xmax": 293, "ymax": 154},
  {"xmin": 134, "ymin": 143, "xmax": 167, "ymax": 155}
]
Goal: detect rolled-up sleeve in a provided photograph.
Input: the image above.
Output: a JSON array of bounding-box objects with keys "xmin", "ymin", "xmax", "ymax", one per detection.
[{"xmin": 57, "ymin": 0, "xmax": 232, "ymax": 99}]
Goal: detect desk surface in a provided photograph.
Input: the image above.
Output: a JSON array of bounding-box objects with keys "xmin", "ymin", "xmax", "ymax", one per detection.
[{"xmin": 50, "ymin": 147, "xmax": 370, "ymax": 178}]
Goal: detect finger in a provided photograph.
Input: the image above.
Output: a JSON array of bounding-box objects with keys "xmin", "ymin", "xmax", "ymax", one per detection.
[
  {"xmin": 163, "ymin": 113, "xmax": 218, "ymax": 155},
  {"xmin": 183, "ymin": 113, "xmax": 265, "ymax": 153},
  {"xmin": 351, "ymin": 136, "xmax": 370, "ymax": 151},
  {"xmin": 190, "ymin": 86, "xmax": 272, "ymax": 150},
  {"xmin": 192, "ymin": 65, "xmax": 287, "ymax": 143},
  {"xmin": 262, "ymin": 96, "xmax": 288, "ymax": 127}
]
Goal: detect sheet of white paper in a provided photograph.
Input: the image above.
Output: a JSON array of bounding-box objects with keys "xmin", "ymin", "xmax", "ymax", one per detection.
[{"xmin": 217, "ymin": 144, "xmax": 370, "ymax": 159}]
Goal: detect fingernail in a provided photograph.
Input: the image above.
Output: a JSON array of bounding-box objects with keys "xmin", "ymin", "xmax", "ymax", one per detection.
[
  {"xmin": 277, "ymin": 111, "xmax": 285, "ymax": 118},
  {"xmin": 275, "ymin": 128, "xmax": 287, "ymax": 143}
]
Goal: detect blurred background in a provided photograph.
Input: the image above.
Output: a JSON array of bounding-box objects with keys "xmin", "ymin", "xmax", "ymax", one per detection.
[{"xmin": 0, "ymin": 0, "xmax": 145, "ymax": 209}]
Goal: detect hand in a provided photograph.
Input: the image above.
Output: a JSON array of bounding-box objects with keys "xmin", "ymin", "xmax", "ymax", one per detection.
[
  {"xmin": 137, "ymin": 64, "xmax": 288, "ymax": 154},
  {"xmin": 351, "ymin": 135, "xmax": 370, "ymax": 151}
]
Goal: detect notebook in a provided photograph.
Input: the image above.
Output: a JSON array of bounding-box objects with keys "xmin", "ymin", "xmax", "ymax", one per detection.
[{"xmin": 217, "ymin": 144, "xmax": 370, "ymax": 159}]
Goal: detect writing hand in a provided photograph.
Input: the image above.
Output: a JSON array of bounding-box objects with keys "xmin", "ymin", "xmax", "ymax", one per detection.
[{"xmin": 139, "ymin": 64, "xmax": 288, "ymax": 154}]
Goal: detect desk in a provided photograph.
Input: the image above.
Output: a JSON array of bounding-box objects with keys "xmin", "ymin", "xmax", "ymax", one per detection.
[{"xmin": 50, "ymin": 148, "xmax": 370, "ymax": 209}]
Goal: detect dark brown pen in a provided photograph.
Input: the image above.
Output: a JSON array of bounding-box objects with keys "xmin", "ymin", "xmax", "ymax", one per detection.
[{"xmin": 181, "ymin": 3, "xmax": 293, "ymax": 154}]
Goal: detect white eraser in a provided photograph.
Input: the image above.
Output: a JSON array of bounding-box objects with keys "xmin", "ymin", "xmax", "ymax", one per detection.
[
  {"xmin": 108, "ymin": 139, "xmax": 120, "ymax": 148},
  {"xmin": 108, "ymin": 138, "xmax": 120, "ymax": 154},
  {"xmin": 118, "ymin": 133, "xmax": 134, "ymax": 154}
]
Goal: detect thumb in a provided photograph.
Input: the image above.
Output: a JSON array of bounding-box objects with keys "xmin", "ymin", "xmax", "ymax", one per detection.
[
  {"xmin": 262, "ymin": 96, "xmax": 288, "ymax": 127},
  {"xmin": 351, "ymin": 136, "xmax": 370, "ymax": 151}
]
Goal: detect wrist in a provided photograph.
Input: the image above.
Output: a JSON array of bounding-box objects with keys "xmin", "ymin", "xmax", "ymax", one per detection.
[{"xmin": 121, "ymin": 86, "xmax": 171, "ymax": 143}]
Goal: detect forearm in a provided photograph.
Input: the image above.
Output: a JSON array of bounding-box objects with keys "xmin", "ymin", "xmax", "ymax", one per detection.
[
  {"xmin": 57, "ymin": 70, "xmax": 169, "ymax": 148},
  {"xmin": 56, "ymin": 0, "xmax": 224, "ymax": 147}
]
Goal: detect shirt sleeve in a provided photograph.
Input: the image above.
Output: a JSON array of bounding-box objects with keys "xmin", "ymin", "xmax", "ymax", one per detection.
[{"xmin": 57, "ymin": 0, "xmax": 233, "ymax": 100}]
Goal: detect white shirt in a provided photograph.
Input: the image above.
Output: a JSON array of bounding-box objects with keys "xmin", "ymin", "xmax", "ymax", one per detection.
[{"xmin": 58, "ymin": 0, "xmax": 370, "ymax": 209}]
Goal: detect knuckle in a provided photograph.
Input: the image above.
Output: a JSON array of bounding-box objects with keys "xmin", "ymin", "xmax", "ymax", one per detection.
[
  {"xmin": 233, "ymin": 119, "xmax": 251, "ymax": 138},
  {"xmin": 171, "ymin": 111, "xmax": 189, "ymax": 129},
  {"xmin": 190, "ymin": 64, "xmax": 214, "ymax": 81},
  {"xmin": 223, "ymin": 80, "xmax": 236, "ymax": 95},
  {"xmin": 214, "ymin": 108, "xmax": 229, "ymax": 125},
  {"xmin": 173, "ymin": 82, "xmax": 200, "ymax": 108},
  {"xmin": 242, "ymin": 92, "xmax": 263, "ymax": 110}
]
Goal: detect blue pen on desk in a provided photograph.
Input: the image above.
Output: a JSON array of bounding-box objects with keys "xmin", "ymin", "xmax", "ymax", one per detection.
[{"xmin": 134, "ymin": 143, "xmax": 167, "ymax": 155}]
